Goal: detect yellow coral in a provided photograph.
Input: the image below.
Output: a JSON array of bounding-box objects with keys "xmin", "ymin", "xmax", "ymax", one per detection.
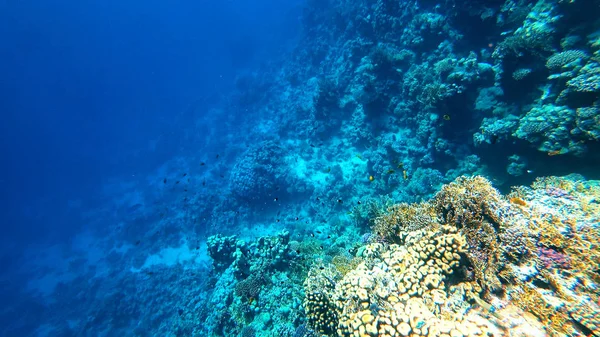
[
  {"xmin": 305, "ymin": 224, "xmax": 489, "ymax": 337},
  {"xmin": 304, "ymin": 175, "xmax": 600, "ymax": 337},
  {"xmin": 332, "ymin": 255, "xmax": 363, "ymax": 276}
]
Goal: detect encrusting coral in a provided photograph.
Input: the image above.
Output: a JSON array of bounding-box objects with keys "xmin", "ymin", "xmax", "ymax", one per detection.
[{"xmin": 304, "ymin": 175, "xmax": 600, "ymax": 337}]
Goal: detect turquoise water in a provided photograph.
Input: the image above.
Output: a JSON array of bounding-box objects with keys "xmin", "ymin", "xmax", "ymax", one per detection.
[{"xmin": 1, "ymin": 0, "xmax": 599, "ymax": 336}]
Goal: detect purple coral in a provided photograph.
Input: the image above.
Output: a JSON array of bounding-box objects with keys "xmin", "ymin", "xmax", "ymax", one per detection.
[
  {"xmin": 360, "ymin": 233, "xmax": 372, "ymax": 244},
  {"xmin": 545, "ymin": 187, "xmax": 574, "ymax": 199},
  {"xmin": 537, "ymin": 246, "xmax": 571, "ymax": 270}
]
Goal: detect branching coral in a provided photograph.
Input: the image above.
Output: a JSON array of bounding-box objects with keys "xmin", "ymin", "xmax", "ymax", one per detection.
[{"xmin": 372, "ymin": 202, "xmax": 438, "ymax": 241}]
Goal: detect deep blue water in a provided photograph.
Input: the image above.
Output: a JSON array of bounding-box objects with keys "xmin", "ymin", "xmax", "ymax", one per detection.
[
  {"xmin": 1, "ymin": 0, "xmax": 599, "ymax": 336},
  {"xmin": 0, "ymin": 0, "xmax": 300, "ymax": 241},
  {"xmin": 0, "ymin": 0, "xmax": 300, "ymax": 335}
]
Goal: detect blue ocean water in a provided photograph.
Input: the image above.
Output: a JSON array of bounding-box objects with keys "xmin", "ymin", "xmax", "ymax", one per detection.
[{"xmin": 1, "ymin": 0, "xmax": 599, "ymax": 336}]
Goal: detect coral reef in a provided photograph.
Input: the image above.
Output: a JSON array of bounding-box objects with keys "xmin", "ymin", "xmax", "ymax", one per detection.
[
  {"xmin": 204, "ymin": 230, "xmax": 312, "ymax": 336},
  {"xmin": 207, "ymin": 234, "xmax": 240, "ymax": 272},
  {"xmin": 17, "ymin": 0, "xmax": 600, "ymax": 336},
  {"xmin": 304, "ymin": 176, "xmax": 600, "ymax": 337},
  {"xmin": 230, "ymin": 140, "xmax": 289, "ymax": 202}
]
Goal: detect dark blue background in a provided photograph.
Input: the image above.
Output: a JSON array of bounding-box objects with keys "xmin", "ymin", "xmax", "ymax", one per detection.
[{"xmin": 0, "ymin": 0, "xmax": 301, "ymax": 243}]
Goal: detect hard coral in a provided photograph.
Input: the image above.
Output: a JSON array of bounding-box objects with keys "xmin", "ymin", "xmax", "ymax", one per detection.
[
  {"xmin": 546, "ymin": 50, "xmax": 588, "ymax": 70},
  {"xmin": 207, "ymin": 234, "xmax": 239, "ymax": 271},
  {"xmin": 304, "ymin": 224, "xmax": 491, "ymax": 337},
  {"xmin": 372, "ymin": 202, "xmax": 438, "ymax": 241},
  {"xmin": 235, "ymin": 275, "xmax": 265, "ymax": 301},
  {"xmin": 229, "ymin": 140, "xmax": 287, "ymax": 202},
  {"xmin": 303, "ymin": 264, "xmax": 341, "ymax": 335},
  {"xmin": 305, "ymin": 175, "xmax": 600, "ymax": 337}
]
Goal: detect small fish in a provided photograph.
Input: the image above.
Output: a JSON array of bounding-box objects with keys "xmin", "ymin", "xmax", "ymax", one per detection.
[
  {"xmin": 527, "ymin": 170, "xmax": 534, "ymax": 174},
  {"xmin": 276, "ymin": 219, "xmax": 280, "ymax": 223},
  {"xmin": 443, "ymin": 114, "xmax": 451, "ymax": 121},
  {"xmin": 176, "ymin": 181, "xmax": 180, "ymax": 185},
  {"xmin": 369, "ymin": 175, "xmax": 374, "ymax": 181},
  {"xmin": 397, "ymin": 162, "xmax": 404, "ymax": 169},
  {"xmin": 316, "ymin": 230, "xmax": 322, "ymax": 234},
  {"xmin": 320, "ymin": 245, "xmax": 324, "ymax": 250},
  {"xmin": 356, "ymin": 154, "xmax": 363, "ymax": 160},
  {"xmin": 319, "ymin": 266, "xmax": 325, "ymax": 270},
  {"xmin": 200, "ymin": 162, "xmax": 205, "ymax": 166},
  {"xmin": 295, "ymin": 217, "xmax": 299, "ymax": 221},
  {"xmin": 327, "ymin": 235, "xmax": 331, "ymax": 239},
  {"xmin": 326, "ymin": 167, "xmax": 331, "ymax": 173},
  {"xmin": 548, "ymin": 150, "xmax": 561, "ymax": 156},
  {"xmin": 182, "ymin": 173, "xmax": 187, "ymax": 177},
  {"xmin": 387, "ymin": 169, "xmax": 395, "ymax": 174},
  {"xmin": 357, "ymin": 201, "xmax": 362, "ymax": 204},
  {"xmin": 202, "ymin": 180, "xmax": 206, "ymax": 186},
  {"xmin": 310, "ymin": 144, "xmax": 315, "ymax": 148},
  {"xmin": 337, "ymin": 199, "xmax": 343, "ymax": 203},
  {"xmin": 135, "ymin": 240, "xmax": 141, "ymax": 246},
  {"xmin": 274, "ymin": 197, "xmax": 278, "ymax": 202},
  {"xmin": 216, "ymin": 154, "xmax": 220, "ymax": 159},
  {"xmin": 163, "ymin": 178, "xmax": 167, "ymax": 184},
  {"xmin": 310, "ymin": 233, "xmax": 314, "ymax": 237},
  {"xmin": 316, "ymin": 197, "xmax": 320, "ymax": 201},
  {"xmin": 403, "ymin": 170, "xmax": 408, "ymax": 180},
  {"xmin": 295, "ymin": 249, "xmax": 301, "ymax": 254}
]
